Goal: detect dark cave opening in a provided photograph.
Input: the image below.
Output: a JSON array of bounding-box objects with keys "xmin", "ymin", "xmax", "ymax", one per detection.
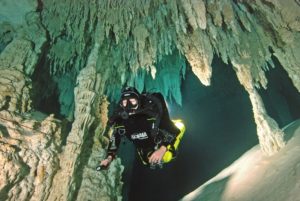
[
  {"xmin": 258, "ymin": 56, "xmax": 300, "ymax": 128},
  {"xmin": 31, "ymin": 56, "xmax": 62, "ymax": 118},
  {"xmin": 122, "ymin": 57, "xmax": 259, "ymax": 201},
  {"xmin": 104, "ymin": 54, "xmax": 300, "ymax": 201},
  {"xmin": 31, "ymin": 52, "xmax": 76, "ymax": 122},
  {"xmin": 31, "ymin": 57, "xmax": 74, "ymax": 146},
  {"xmin": 121, "ymin": 55, "xmax": 300, "ymax": 201}
]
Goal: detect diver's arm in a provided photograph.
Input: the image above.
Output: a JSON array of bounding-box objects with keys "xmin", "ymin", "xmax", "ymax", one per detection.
[
  {"xmin": 100, "ymin": 155, "xmax": 113, "ymax": 167},
  {"xmin": 107, "ymin": 130, "xmax": 121, "ymax": 159},
  {"xmin": 149, "ymin": 145, "xmax": 167, "ymax": 163},
  {"xmin": 100, "ymin": 129, "xmax": 121, "ymax": 167}
]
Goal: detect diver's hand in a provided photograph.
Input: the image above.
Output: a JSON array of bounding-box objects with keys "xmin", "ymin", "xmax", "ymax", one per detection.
[
  {"xmin": 149, "ymin": 146, "xmax": 167, "ymax": 164},
  {"xmin": 100, "ymin": 156, "xmax": 113, "ymax": 167}
]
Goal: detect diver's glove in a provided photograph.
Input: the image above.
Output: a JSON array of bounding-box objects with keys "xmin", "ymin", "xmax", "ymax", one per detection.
[{"xmin": 96, "ymin": 156, "xmax": 113, "ymax": 171}]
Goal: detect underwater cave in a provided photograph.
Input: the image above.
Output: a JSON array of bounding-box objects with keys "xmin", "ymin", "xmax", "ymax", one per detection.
[{"xmin": 0, "ymin": 0, "xmax": 300, "ymax": 201}]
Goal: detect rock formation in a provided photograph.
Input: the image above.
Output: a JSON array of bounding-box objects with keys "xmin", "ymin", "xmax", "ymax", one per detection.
[
  {"xmin": 0, "ymin": 110, "xmax": 61, "ymax": 200},
  {"xmin": 0, "ymin": 0, "xmax": 299, "ymax": 200}
]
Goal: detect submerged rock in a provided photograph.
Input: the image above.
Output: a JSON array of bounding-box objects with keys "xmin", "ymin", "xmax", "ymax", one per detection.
[{"xmin": 0, "ymin": 0, "xmax": 299, "ymax": 200}]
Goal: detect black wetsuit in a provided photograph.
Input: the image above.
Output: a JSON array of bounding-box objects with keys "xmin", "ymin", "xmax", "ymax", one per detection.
[{"xmin": 106, "ymin": 93, "xmax": 180, "ymax": 164}]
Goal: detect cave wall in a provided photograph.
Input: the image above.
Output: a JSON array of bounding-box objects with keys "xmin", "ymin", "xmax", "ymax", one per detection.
[{"xmin": 0, "ymin": 0, "xmax": 300, "ymax": 200}]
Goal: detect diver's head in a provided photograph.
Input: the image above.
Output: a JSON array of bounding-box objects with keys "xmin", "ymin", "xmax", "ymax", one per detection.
[{"xmin": 119, "ymin": 87, "xmax": 140, "ymax": 115}]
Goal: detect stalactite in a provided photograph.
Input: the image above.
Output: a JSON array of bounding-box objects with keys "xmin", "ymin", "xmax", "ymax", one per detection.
[
  {"xmin": 47, "ymin": 43, "xmax": 123, "ymax": 200},
  {"xmin": 1, "ymin": 0, "xmax": 300, "ymax": 199},
  {"xmin": 233, "ymin": 62, "xmax": 285, "ymax": 155},
  {"xmin": 180, "ymin": 0, "xmax": 207, "ymax": 30},
  {"xmin": 143, "ymin": 50, "xmax": 186, "ymax": 105},
  {"xmin": 76, "ymin": 97, "xmax": 123, "ymax": 201},
  {"xmin": 176, "ymin": 31, "xmax": 213, "ymax": 86}
]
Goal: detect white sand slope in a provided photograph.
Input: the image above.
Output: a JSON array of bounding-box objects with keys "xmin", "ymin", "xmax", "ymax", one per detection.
[{"xmin": 181, "ymin": 119, "xmax": 300, "ymax": 201}]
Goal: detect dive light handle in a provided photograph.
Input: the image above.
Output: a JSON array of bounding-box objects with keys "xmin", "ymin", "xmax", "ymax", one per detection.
[{"xmin": 96, "ymin": 165, "xmax": 108, "ymax": 171}]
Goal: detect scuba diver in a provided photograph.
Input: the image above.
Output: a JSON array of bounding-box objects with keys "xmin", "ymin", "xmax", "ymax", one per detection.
[{"xmin": 97, "ymin": 87, "xmax": 185, "ymax": 170}]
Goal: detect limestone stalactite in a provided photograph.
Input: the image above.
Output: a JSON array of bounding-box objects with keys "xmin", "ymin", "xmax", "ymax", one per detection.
[
  {"xmin": 47, "ymin": 64, "xmax": 122, "ymax": 201},
  {"xmin": 233, "ymin": 62, "xmax": 285, "ymax": 155}
]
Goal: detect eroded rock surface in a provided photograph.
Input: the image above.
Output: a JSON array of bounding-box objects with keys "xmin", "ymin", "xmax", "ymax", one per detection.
[
  {"xmin": 0, "ymin": 0, "xmax": 299, "ymax": 200},
  {"xmin": 0, "ymin": 111, "xmax": 61, "ymax": 200}
]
